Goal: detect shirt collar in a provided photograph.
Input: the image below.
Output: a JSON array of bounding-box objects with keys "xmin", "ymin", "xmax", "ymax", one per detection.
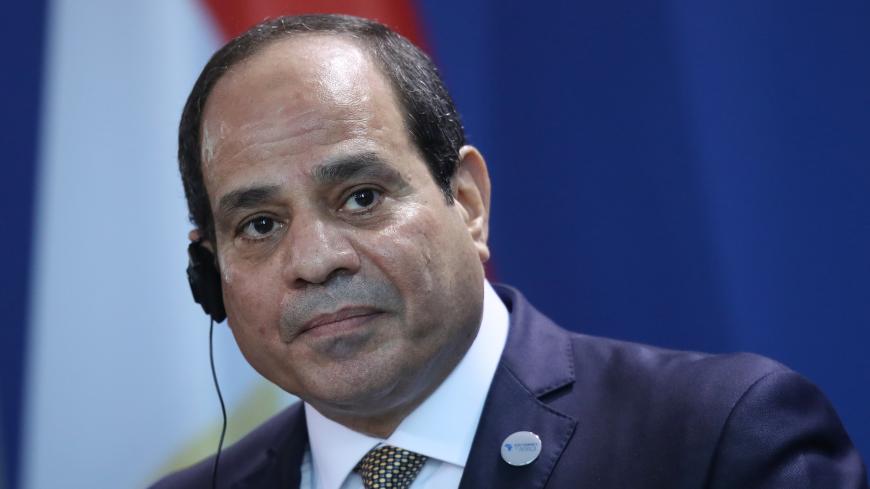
[{"xmin": 304, "ymin": 280, "xmax": 509, "ymax": 489}]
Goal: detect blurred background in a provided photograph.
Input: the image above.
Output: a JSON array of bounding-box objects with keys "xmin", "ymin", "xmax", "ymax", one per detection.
[{"xmin": 2, "ymin": 0, "xmax": 868, "ymax": 487}]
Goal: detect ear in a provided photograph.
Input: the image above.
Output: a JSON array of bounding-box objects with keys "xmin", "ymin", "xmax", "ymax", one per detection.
[{"xmin": 452, "ymin": 145, "xmax": 491, "ymax": 263}]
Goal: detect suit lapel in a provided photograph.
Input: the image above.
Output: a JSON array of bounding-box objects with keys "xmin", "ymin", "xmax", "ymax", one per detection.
[
  {"xmin": 459, "ymin": 286, "xmax": 578, "ymax": 489},
  {"xmin": 232, "ymin": 402, "xmax": 309, "ymax": 489}
]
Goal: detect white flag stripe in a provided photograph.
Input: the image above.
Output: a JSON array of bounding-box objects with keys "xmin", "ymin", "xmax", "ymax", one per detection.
[{"xmin": 23, "ymin": 1, "xmax": 289, "ymax": 488}]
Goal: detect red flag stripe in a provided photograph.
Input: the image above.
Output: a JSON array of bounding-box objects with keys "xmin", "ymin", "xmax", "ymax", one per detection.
[{"xmin": 200, "ymin": 0, "xmax": 426, "ymax": 49}]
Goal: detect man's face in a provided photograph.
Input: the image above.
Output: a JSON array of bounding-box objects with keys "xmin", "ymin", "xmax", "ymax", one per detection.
[{"xmin": 199, "ymin": 35, "xmax": 490, "ymax": 426}]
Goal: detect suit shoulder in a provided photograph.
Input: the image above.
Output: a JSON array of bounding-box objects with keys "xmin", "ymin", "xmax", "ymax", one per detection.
[
  {"xmin": 562, "ymin": 331, "xmax": 797, "ymax": 425},
  {"xmin": 557, "ymin": 332, "xmax": 868, "ymax": 486},
  {"xmin": 495, "ymin": 286, "xmax": 868, "ymax": 486},
  {"xmin": 705, "ymin": 368, "xmax": 869, "ymax": 487},
  {"xmin": 148, "ymin": 402, "xmax": 304, "ymax": 489},
  {"xmin": 498, "ymin": 284, "xmax": 786, "ymax": 405},
  {"xmin": 571, "ymin": 331, "xmax": 785, "ymax": 392}
]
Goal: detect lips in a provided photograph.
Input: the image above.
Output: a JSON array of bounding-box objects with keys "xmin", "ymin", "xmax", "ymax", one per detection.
[{"xmin": 300, "ymin": 307, "xmax": 381, "ymax": 335}]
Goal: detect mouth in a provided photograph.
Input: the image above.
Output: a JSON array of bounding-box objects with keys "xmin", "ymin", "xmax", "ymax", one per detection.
[{"xmin": 299, "ymin": 307, "xmax": 382, "ymax": 337}]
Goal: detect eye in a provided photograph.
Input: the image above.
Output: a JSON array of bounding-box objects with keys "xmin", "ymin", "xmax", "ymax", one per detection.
[
  {"xmin": 341, "ymin": 188, "xmax": 382, "ymax": 213},
  {"xmin": 239, "ymin": 216, "xmax": 282, "ymax": 240}
]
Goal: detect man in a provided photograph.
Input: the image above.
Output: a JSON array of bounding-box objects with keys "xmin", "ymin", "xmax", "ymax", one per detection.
[{"xmin": 153, "ymin": 14, "xmax": 868, "ymax": 489}]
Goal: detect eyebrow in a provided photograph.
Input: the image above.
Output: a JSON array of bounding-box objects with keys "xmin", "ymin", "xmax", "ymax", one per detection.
[
  {"xmin": 312, "ymin": 152, "xmax": 408, "ymax": 188},
  {"xmin": 215, "ymin": 153, "xmax": 409, "ymax": 219},
  {"xmin": 217, "ymin": 184, "xmax": 281, "ymax": 218}
]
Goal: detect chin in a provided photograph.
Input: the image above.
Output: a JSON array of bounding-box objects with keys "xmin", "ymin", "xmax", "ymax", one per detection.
[{"xmin": 301, "ymin": 357, "xmax": 421, "ymax": 415}]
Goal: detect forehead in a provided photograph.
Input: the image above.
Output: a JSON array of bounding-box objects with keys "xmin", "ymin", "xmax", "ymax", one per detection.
[
  {"xmin": 206, "ymin": 34, "xmax": 381, "ymax": 120},
  {"xmin": 200, "ymin": 34, "xmax": 414, "ymax": 182}
]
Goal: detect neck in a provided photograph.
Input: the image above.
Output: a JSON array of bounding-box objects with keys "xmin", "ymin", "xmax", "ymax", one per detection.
[
  {"xmin": 327, "ymin": 408, "xmax": 412, "ymax": 439},
  {"xmin": 310, "ymin": 347, "xmax": 466, "ymax": 438},
  {"xmin": 311, "ymin": 371, "xmax": 448, "ymax": 438}
]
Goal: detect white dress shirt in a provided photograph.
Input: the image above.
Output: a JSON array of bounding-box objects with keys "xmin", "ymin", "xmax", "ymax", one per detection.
[{"xmin": 298, "ymin": 280, "xmax": 509, "ymax": 489}]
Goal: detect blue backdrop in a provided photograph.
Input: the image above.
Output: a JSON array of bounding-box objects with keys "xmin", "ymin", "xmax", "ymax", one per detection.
[
  {"xmin": 420, "ymin": 0, "xmax": 869, "ymax": 462},
  {"xmin": 3, "ymin": 1, "xmax": 868, "ymax": 487}
]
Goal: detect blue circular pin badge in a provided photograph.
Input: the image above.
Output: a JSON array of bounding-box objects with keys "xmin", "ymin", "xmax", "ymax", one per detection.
[{"xmin": 501, "ymin": 431, "xmax": 542, "ymax": 466}]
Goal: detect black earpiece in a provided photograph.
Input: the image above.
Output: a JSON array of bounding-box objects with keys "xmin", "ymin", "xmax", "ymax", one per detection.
[
  {"xmin": 187, "ymin": 240, "xmax": 227, "ymax": 323},
  {"xmin": 187, "ymin": 239, "xmax": 229, "ymax": 487}
]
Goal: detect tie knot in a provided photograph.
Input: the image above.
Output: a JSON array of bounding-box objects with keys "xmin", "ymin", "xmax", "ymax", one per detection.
[{"xmin": 354, "ymin": 445, "xmax": 428, "ymax": 489}]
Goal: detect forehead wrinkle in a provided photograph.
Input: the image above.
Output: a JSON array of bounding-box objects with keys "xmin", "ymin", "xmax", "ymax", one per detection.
[
  {"xmin": 203, "ymin": 100, "xmax": 374, "ymax": 169},
  {"xmin": 208, "ymin": 121, "xmax": 377, "ymax": 180},
  {"xmin": 202, "ymin": 106, "xmax": 321, "ymax": 165}
]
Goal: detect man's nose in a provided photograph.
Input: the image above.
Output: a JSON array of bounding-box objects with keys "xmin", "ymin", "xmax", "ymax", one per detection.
[{"xmin": 282, "ymin": 215, "xmax": 360, "ymax": 287}]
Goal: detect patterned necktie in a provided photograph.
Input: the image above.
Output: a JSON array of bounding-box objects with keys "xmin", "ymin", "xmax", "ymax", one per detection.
[{"xmin": 354, "ymin": 445, "xmax": 428, "ymax": 489}]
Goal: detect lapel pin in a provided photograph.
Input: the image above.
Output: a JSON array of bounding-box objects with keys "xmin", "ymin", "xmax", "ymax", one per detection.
[{"xmin": 501, "ymin": 431, "xmax": 542, "ymax": 466}]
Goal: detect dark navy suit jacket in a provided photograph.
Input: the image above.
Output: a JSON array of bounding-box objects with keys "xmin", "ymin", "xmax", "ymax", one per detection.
[{"xmin": 152, "ymin": 285, "xmax": 869, "ymax": 488}]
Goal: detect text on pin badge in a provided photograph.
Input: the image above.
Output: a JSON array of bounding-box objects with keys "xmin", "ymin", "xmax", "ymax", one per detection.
[{"xmin": 501, "ymin": 431, "xmax": 542, "ymax": 466}]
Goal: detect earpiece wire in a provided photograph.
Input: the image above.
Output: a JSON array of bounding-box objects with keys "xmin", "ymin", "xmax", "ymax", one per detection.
[{"xmin": 210, "ymin": 318, "xmax": 228, "ymax": 489}]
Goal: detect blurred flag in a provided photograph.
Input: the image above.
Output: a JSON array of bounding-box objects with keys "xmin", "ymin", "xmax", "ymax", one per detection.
[{"xmin": 21, "ymin": 1, "xmax": 421, "ymax": 488}]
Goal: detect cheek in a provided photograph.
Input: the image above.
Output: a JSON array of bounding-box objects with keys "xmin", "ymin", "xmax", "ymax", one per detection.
[
  {"xmin": 366, "ymin": 204, "xmax": 478, "ymax": 306},
  {"xmin": 221, "ymin": 271, "xmax": 295, "ymax": 387},
  {"xmin": 373, "ymin": 206, "xmax": 444, "ymax": 289},
  {"xmin": 220, "ymin": 258, "xmax": 282, "ymax": 340}
]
